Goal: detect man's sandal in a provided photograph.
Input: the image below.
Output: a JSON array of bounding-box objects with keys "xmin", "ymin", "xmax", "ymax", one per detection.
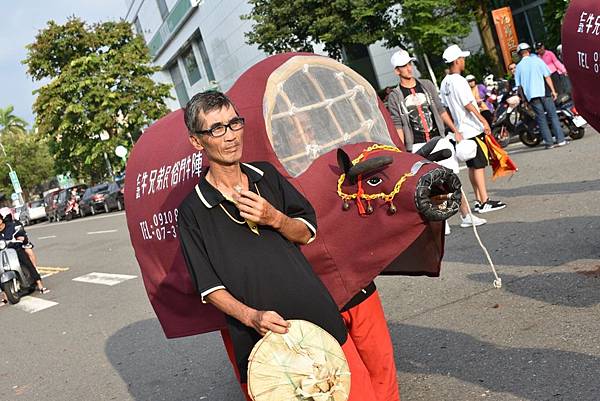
[{"xmin": 38, "ymin": 287, "xmax": 50, "ymax": 294}]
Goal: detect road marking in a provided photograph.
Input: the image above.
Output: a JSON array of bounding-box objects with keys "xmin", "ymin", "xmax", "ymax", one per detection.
[
  {"xmin": 26, "ymin": 211, "xmax": 126, "ymax": 231},
  {"xmin": 38, "ymin": 266, "xmax": 70, "ymax": 279},
  {"xmin": 87, "ymin": 229, "xmax": 118, "ymax": 235},
  {"xmin": 38, "ymin": 235, "xmax": 57, "ymax": 240},
  {"xmin": 72, "ymin": 272, "xmax": 136, "ymax": 286},
  {"xmin": 14, "ymin": 296, "xmax": 58, "ymax": 313}
]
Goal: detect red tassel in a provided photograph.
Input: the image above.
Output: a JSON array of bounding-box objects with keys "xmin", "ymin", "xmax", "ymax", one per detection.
[{"xmin": 355, "ymin": 176, "xmax": 366, "ymax": 215}]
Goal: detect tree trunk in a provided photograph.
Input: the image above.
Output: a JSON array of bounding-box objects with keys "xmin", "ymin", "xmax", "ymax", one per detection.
[
  {"xmin": 422, "ymin": 53, "xmax": 438, "ymax": 88},
  {"xmin": 474, "ymin": 2, "xmax": 503, "ymax": 76}
]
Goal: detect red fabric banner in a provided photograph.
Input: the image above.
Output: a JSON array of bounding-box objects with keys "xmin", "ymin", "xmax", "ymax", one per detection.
[{"xmin": 562, "ymin": 0, "xmax": 600, "ymax": 132}]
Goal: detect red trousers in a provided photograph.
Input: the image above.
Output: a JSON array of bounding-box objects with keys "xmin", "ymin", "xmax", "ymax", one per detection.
[{"xmin": 341, "ymin": 290, "xmax": 400, "ymax": 401}]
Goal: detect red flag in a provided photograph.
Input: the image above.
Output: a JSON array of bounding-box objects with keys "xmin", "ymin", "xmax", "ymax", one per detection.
[{"xmin": 484, "ymin": 134, "xmax": 518, "ymax": 180}]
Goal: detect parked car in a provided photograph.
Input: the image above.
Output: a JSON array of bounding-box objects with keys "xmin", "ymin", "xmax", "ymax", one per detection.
[
  {"xmin": 19, "ymin": 199, "xmax": 47, "ymax": 225},
  {"xmin": 55, "ymin": 185, "xmax": 87, "ymax": 221},
  {"xmin": 44, "ymin": 190, "xmax": 61, "ymax": 222},
  {"xmin": 104, "ymin": 180, "xmax": 125, "ymax": 212},
  {"xmin": 79, "ymin": 183, "xmax": 112, "ymax": 216}
]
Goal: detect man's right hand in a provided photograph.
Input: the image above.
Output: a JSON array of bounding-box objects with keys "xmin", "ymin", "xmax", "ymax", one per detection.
[
  {"xmin": 482, "ymin": 121, "xmax": 492, "ymax": 136},
  {"xmin": 247, "ymin": 309, "xmax": 290, "ymax": 336}
]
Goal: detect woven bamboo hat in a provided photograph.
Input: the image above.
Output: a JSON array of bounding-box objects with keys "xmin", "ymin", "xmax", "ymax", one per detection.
[{"xmin": 247, "ymin": 319, "xmax": 350, "ymax": 401}]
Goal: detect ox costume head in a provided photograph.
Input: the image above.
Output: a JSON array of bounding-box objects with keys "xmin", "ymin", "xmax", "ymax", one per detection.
[{"xmin": 125, "ymin": 53, "xmax": 461, "ymax": 338}]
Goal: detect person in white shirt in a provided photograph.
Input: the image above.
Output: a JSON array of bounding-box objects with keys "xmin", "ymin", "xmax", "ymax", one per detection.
[{"xmin": 439, "ymin": 45, "xmax": 506, "ymax": 213}]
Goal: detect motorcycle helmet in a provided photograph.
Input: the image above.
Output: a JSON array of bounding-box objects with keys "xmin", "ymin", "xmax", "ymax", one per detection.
[{"xmin": 0, "ymin": 207, "xmax": 13, "ymax": 222}]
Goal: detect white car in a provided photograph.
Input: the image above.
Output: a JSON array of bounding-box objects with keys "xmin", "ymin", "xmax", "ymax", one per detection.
[{"xmin": 20, "ymin": 200, "xmax": 47, "ymax": 225}]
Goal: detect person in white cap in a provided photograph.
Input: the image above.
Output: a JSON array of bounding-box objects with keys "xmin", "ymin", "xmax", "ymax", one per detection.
[
  {"xmin": 439, "ymin": 45, "xmax": 507, "ymax": 214},
  {"xmin": 466, "ymin": 74, "xmax": 494, "ymax": 126},
  {"xmin": 515, "ymin": 42, "xmax": 568, "ymax": 149},
  {"xmin": 388, "ymin": 49, "xmax": 486, "ymax": 230}
]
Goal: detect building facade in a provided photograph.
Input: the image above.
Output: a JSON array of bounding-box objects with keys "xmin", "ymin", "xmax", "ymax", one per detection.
[
  {"xmin": 124, "ymin": 0, "xmax": 408, "ymax": 110},
  {"xmin": 124, "ymin": 0, "xmax": 549, "ymax": 111}
]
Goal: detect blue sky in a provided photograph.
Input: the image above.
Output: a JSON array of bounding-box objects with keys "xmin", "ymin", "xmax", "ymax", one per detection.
[{"xmin": 0, "ymin": 0, "xmax": 128, "ymax": 125}]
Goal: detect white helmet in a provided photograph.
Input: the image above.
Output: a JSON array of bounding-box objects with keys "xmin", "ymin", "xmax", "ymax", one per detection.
[{"xmin": 0, "ymin": 207, "xmax": 12, "ymax": 220}]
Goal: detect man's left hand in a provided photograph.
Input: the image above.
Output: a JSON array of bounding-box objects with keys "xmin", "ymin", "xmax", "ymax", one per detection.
[{"xmin": 234, "ymin": 190, "xmax": 283, "ymax": 228}]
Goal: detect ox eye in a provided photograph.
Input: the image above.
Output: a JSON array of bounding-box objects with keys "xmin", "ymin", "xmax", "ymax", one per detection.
[{"xmin": 366, "ymin": 177, "xmax": 383, "ymax": 187}]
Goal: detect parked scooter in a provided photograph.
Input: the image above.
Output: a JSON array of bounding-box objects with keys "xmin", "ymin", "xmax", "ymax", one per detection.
[
  {"xmin": 491, "ymin": 80, "xmax": 524, "ymax": 148},
  {"xmin": 0, "ymin": 239, "xmax": 36, "ymax": 304},
  {"xmin": 519, "ymin": 93, "xmax": 587, "ymax": 147}
]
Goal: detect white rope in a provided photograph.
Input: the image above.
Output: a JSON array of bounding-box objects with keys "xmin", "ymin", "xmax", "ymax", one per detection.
[{"xmin": 460, "ymin": 187, "xmax": 502, "ymax": 288}]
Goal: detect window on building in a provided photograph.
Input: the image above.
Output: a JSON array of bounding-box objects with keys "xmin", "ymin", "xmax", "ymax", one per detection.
[
  {"xmin": 182, "ymin": 46, "xmax": 201, "ymax": 86},
  {"xmin": 156, "ymin": 0, "xmax": 169, "ymax": 20},
  {"xmin": 133, "ymin": 17, "xmax": 143, "ymax": 37},
  {"xmin": 169, "ymin": 63, "xmax": 189, "ymax": 107},
  {"xmin": 196, "ymin": 35, "xmax": 215, "ymax": 82}
]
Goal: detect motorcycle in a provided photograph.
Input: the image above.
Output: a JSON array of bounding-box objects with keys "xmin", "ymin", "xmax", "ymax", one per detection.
[
  {"xmin": 491, "ymin": 80, "xmax": 524, "ymax": 148},
  {"xmin": 0, "ymin": 239, "xmax": 36, "ymax": 304},
  {"xmin": 64, "ymin": 193, "xmax": 81, "ymax": 221},
  {"xmin": 519, "ymin": 93, "xmax": 587, "ymax": 147}
]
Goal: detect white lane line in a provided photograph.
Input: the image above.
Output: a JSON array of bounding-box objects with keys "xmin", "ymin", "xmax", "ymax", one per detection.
[
  {"xmin": 38, "ymin": 235, "xmax": 57, "ymax": 240},
  {"xmin": 14, "ymin": 297, "xmax": 58, "ymax": 313},
  {"xmin": 26, "ymin": 211, "xmax": 126, "ymax": 231},
  {"xmin": 87, "ymin": 229, "xmax": 118, "ymax": 235},
  {"xmin": 72, "ymin": 272, "xmax": 136, "ymax": 286}
]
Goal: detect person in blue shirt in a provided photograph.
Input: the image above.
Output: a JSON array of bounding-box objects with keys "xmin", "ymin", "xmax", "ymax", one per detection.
[{"xmin": 515, "ymin": 42, "xmax": 568, "ymax": 149}]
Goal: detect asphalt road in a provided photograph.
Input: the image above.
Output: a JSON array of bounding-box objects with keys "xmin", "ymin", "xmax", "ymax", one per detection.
[{"xmin": 1, "ymin": 129, "xmax": 599, "ymax": 401}]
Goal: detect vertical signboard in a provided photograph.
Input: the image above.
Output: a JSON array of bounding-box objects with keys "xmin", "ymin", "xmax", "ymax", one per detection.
[
  {"xmin": 492, "ymin": 7, "xmax": 519, "ymax": 71},
  {"xmin": 9, "ymin": 170, "xmax": 22, "ymax": 194}
]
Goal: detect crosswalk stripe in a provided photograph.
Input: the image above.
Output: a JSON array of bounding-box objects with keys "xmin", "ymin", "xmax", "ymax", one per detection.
[
  {"xmin": 72, "ymin": 272, "xmax": 136, "ymax": 286},
  {"xmin": 13, "ymin": 297, "xmax": 58, "ymax": 313}
]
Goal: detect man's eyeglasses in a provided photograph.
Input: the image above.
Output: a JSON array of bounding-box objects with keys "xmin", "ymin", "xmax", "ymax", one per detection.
[{"xmin": 196, "ymin": 117, "xmax": 245, "ymax": 137}]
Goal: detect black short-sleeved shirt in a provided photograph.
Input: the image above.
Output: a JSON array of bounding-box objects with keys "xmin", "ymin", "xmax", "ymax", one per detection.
[
  {"xmin": 178, "ymin": 161, "xmax": 347, "ymax": 382},
  {"xmin": 399, "ymin": 81, "xmax": 440, "ymax": 144}
]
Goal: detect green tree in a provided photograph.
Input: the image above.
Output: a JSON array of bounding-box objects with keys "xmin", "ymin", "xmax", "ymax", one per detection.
[
  {"xmin": 244, "ymin": 1, "xmax": 477, "ymax": 84},
  {"xmin": 243, "ymin": 0, "xmax": 396, "ymax": 60},
  {"xmin": 23, "ymin": 18, "xmax": 172, "ymax": 182},
  {"xmin": 385, "ymin": 0, "xmax": 476, "ymax": 83},
  {"xmin": 544, "ymin": 0, "xmax": 570, "ymax": 50},
  {"xmin": 0, "ymin": 130, "xmax": 55, "ymax": 199},
  {"xmin": 0, "ymin": 105, "xmax": 27, "ymax": 136}
]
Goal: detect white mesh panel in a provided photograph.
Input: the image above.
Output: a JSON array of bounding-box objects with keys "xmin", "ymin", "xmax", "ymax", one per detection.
[{"xmin": 265, "ymin": 59, "xmax": 393, "ymax": 177}]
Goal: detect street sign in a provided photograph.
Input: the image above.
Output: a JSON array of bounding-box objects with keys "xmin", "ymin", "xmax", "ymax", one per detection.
[
  {"xmin": 57, "ymin": 174, "xmax": 75, "ymax": 189},
  {"xmin": 8, "ymin": 170, "xmax": 22, "ymax": 194}
]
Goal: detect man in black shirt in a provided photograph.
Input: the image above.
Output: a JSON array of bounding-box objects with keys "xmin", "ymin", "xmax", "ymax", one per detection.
[{"xmin": 178, "ymin": 91, "xmax": 377, "ymax": 400}]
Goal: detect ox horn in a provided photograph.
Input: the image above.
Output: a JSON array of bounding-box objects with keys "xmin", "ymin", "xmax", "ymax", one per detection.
[{"xmin": 347, "ymin": 156, "xmax": 393, "ymax": 179}]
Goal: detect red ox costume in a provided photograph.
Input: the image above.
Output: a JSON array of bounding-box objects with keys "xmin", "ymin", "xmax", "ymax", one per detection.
[
  {"xmin": 562, "ymin": 0, "xmax": 600, "ymax": 132},
  {"xmin": 125, "ymin": 53, "xmax": 460, "ymax": 400}
]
